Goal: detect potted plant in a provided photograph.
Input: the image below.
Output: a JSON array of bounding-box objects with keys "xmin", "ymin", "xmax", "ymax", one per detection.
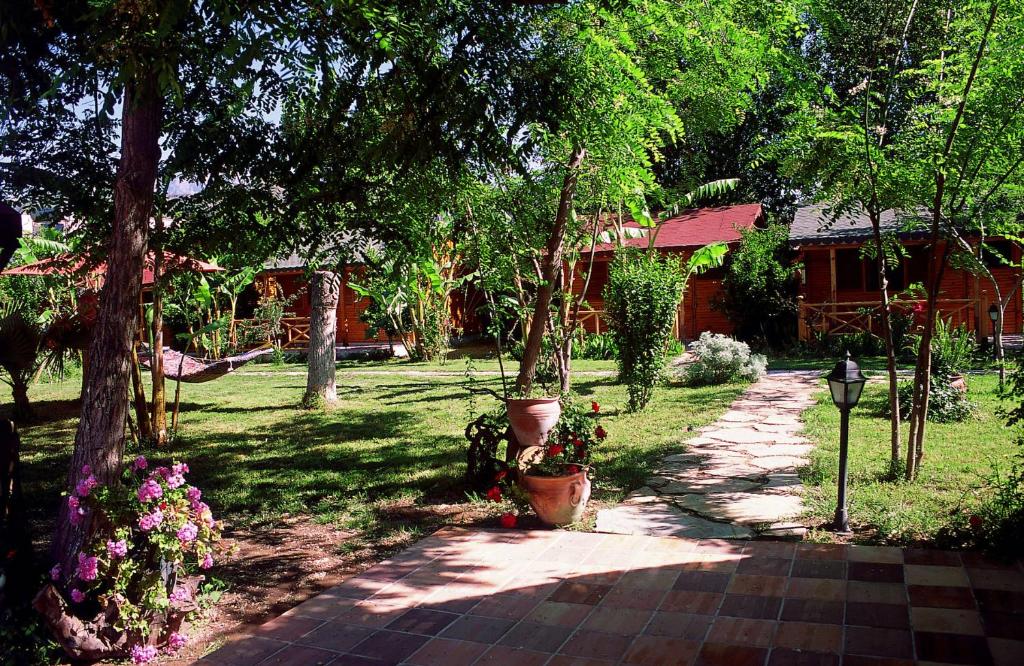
[
  {"xmin": 506, "ymin": 389, "xmax": 562, "ymax": 450},
  {"xmin": 516, "ymin": 399, "xmax": 606, "ymax": 526}
]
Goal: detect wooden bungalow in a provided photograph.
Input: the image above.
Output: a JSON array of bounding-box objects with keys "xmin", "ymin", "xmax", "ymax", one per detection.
[
  {"xmin": 569, "ymin": 203, "xmax": 765, "ymax": 340},
  {"xmin": 790, "ymin": 204, "xmax": 1022, "ymax": 341}
]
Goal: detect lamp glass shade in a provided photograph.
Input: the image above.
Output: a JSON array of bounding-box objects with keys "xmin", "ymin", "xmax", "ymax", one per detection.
[
  {"xmin": 825, "ymin": 353, "xmax": 868, "ymax": 409},
  {"xmin": 989, "ymin": 305, "xmax": 999, "ymax": 321}
]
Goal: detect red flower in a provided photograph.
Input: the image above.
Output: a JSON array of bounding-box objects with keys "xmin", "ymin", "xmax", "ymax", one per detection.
[
  {"xmin": 566, "ymin": 465, "xmax": 581, "ymax": 474},
  {"xmin": 591, "ymin": 401, "xmax": 600, "ymax": 413},
  {"xmin": 548, "ymin": 444, "xmax": 564, "ymax": 457},
  {"xmin": 495, "ymin": 470, "xmax": 507, "ymax": 482},
  {"xmin": 572, "ymin": 437, "xmax": 584, "ymax": 448},
  {"xmin": 159, "ymin": 501, "xmax": 168, "ymax": 511},
  {"xmin": 499, "ymin": 512, "xmax": 517, "ymax": 528},
  {"xmin": 913, "ymin": 303, "xmax": 925, "ymax": 313},
  {"xmin": 595, "ymin": 426, "xmax": 607, "ymax": 440},
  {"xmin": 6, "ymin": 549, "xmax": 16, "ymax": 560},
  {"xmin": 969, "ymin": 514, "xmax": 983, "ymax": 530},
  {"xmin": 486, "ymin": 486, "xmax": 502, "ymax": 502}
]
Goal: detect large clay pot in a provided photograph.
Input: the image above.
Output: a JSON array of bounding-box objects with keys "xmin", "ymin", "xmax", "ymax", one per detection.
[
  {"xmin": 949, "ymin": 374, "xmax": 967, "ymax": 393},
  {"xmin": 507, "ymin": 397, "xmax": 561, "ymax": 449},
  {"xmin": 518, "ymin": 468, "xmax": 592, "ymax": 526}
]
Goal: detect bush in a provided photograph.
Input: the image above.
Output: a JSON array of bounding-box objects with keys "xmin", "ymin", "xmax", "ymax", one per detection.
[
  {"xmin": 930, "ymin": 318, "xmax": 976, "ymax": 377},
  {"xmin": 685, "ymin": 332, "xmax": 767, "ymax": 386},
  {"xmin": 604, "ymin": 251, "xmax": 685, "ymax": 411},
  {"xmin": 717, "ymin": 224, "xmax": 800, "ymax": 350},
  {"xmin": 890, "ymin": 377, "xmax": 975, "ymax": 423},
  {"xmin": 938, "ymin": 449, "xmax": 1024, "ymax": 557},
  {"xmin": 574, "ymin": 332, "xmax": 619, "ymax": 360}
]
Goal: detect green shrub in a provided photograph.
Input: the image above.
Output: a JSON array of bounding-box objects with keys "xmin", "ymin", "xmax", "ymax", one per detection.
[
  {"xmin": 574, "ymin": 332, "xmax": 619, "ymax": 360},
  {"xmin": 685, "ymin": 332, "xmax": 767, "ymax": 386},
  {"xmin": 604, "ymin": 251, "xmax": 685, "ymax": 411},
  {"xmin": 890, "ymin": 378, "xmax": 975, "ymax": 423},
  {"xmin": 930, "ymin": 318, "xmax": 976, "ymax": 377},
  {"xmin": 938, "ymin": 449, "xmax": 1024, "ymax": 557}
]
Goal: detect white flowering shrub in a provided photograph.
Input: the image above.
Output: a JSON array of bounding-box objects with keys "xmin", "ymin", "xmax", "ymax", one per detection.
[{"xmin": 685, "ymin": 332, "xmax": 767, "ymax": 385}]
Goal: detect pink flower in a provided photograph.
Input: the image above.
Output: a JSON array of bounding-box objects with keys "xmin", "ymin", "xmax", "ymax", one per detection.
[
  {"xmin": 76, "ymin": 552, "xmax": 99, "ymax": 581},
  {"xmin": 81, "ymin": 464, "xmax": 91, "ymax": 476},
  {"xmin": 75, "ymin": 474, "xmax": 98, "ymax": 497},
  {"xmin": 172, "ymin": 462, "xmax": 189, "ymax": 476},
  {"xmin": 138, "ymin": 509, "xmax": 164, "ymax": 532},
  {"xmin": 177, "ymin": 522, "xmax": 199, "ymax": 544},
  {"xmin": 50, "ymin": 564, "xmax": 62, "ymax": 581},
  {"xmin": 187, "ymin": 486, "xmax": 202, "ymax": 503},
  {"xmin": 200, "ymin": 552, "xmax": 214, "ymax": 570},
  {"xmin": 70, "ymin": 588, "xmax": 86, "ymax": 603},
  {"xmin": 166, "ymin": 473, "xmax": 186, "ymax": 489},
  {"xmin": 154, "ymin": 466, "xmax": 171, "ymax": 480},
  {"xmin": 137, "ymin": 479, "xmax": 163, "ymax": 503},
  {"xmin": 166, "ymin": 632, "xmax": 188, "ymax": 652},
  {"xmin": 106, "ymin": 539, "xmax": 128, "ymax": 559},
  {"xmin": 133, "ymin": 455, "xmax": 148, "ymax": 471},
  {"xmin": 131, "ymin": 644, "xmax": 158, "ymax": 664},
  {"xmin": 67, "ymin": 496, "xmax": 79, "ymax": 511},
  {"xmin": 169, "ymin": 587, "xmax": 191, "ymax": 603}
]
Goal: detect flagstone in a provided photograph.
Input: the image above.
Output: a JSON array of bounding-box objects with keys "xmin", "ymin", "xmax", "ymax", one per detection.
[{"xmin": 673, "ymin": 492, "xmax": 804, "ymax": 525}]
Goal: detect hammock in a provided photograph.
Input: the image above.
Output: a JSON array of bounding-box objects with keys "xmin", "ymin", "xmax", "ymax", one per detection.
[{"xmin": 143, "ymin": 348, "xmax": 272, "ymax": 384}]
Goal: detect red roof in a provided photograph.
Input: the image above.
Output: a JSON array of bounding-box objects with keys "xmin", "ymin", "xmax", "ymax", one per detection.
[{"xmin": 593, "ymin": 203, "xmax": 763, "ymax": 253}]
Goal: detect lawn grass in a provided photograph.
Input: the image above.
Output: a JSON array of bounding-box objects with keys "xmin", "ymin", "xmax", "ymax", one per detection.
[
  {"xmin": 4, "ymin": 358, "xmax": 745, "ymax": 550},
  {"xmin": 799, "ymin": 373, "xmax": 1018, "ymax": 546}
]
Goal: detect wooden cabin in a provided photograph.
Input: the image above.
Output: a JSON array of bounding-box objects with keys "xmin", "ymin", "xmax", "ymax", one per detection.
[
  {"xmin": 790, "ymin": 205, "xmax": 1022, "ymax": 341},
  {"xmin": 569, "ymin": 203, "xmax": 765, "ymax": 340}
]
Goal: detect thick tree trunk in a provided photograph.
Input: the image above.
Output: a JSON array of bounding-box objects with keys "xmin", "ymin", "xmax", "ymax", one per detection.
[
  {"xmin": 515, "ymin": 145, "xmax": 586, "ymax": 395},
  {"xmin": 52, "ymin": 73, "xmax": 161, "ymax": 576},
  {"xmin": 303, "ymin": 270, "xmax": 341, "ymax": 408},
  {"xmin": 150, "ymin": 252, "xmax": 167, "ymax": 445},
  {"xmin": 868, "ymin": 211, "xmax": 902, "ymax": 473}
]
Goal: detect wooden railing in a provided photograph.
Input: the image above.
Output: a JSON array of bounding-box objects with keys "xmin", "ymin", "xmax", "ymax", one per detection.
[
  {"xmin": 573, "ymin": 308, "xmax": 682, "ymax": 339},
  {"xmin": 234, "ymin": 316, "xmax": 312, "ymax": 349},
  {"xmin": 798, "ymin": 298, "xmax": 978, "ymax": 341}
]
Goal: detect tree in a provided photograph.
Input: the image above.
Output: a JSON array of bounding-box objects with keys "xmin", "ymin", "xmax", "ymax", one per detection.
[{"xmin": 303, "ymin": 270, "xmax": 341, "ymax": 408}]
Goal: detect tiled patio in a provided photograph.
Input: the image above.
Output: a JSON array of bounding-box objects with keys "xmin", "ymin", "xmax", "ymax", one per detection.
[{"xmin": 199, "ymin": 528, "xmax": 1024, "ymax": 666}]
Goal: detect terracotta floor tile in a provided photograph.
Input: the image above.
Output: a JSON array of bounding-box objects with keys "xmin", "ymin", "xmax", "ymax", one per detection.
[
  {"xmin": 981, "ymin": 610, "xmax": 1024, "ymax": 639},
  {"xmin": 468, "ymin": 593, "xmax": 541, "ymax": 620},
  {"xmin": 743, "ymin": 542, "xmax": 796, "ymax": 559},
  {"xmin": 968, "ymin": 567, "xmax": 1024, "ymax": 591},
  {"xmin": 718, "ymin": 594, "xmax": 783, "ymax": 620},
  {"xmin": 498, "ymin": 621, "xmax": 574, "ymax": 652},
  {"xmin": 581, "ymin": 606, "xmax": 651, "ymax": 635},
  {"xmin": 573, "ymin": 568, "xmax": 625, "ymax": 586},
  {"xmin": 257, "ymin": 644, "xmax": 338, "ymax": 665},
  {"xmin": 524, "ymin": 601, "xmax": 593, "ymax": 627},
  {"xmin": 903, "ymin": 548, "xmax": 962, "ymax": 567},
  {"xmin": 914, "ymin": 631, "xmax": 993, "ymax": 664},
  {"xmin": 795, "ymin": 543, "xmax": 848, "ymax": 561},
  {"xmin": 623, "ymin": 635, "xmax": 701, "ymax": 665},
  {"xmin": 659, "ymin": 590, "xmax": 723, "ymax": 615},
  {"xmin": 254, "ymin": 615, "xmax": 325, "ymax": 642},
  {"xmin": 200, "ymin": 637, "xmax": 288, "ymax": 665},
  {"xmin": 438, "ymin": 614, "xmax": 516, "ymax": 643},
  {"xmin": 846, "ymin": 602, "xmax": 910, "ymax": 629},
  {"xmin": 766, "ymin": 648, "xmax": 840, "ymax": 666},
  {"xmin": 974, "ymin": 588, "xmax": 1024, "ymax": 614},
  {"xmin": 384, "ymin": 608, "xmax": 459, "ymax": 636},
  {"xmin": 697, "ymin": 539, "xmax": 747, "ymax": 556},
  {"xmin": 911, "ymin": 607, "xmax": 984, "ymax": 635},
  {"xmin": 779, "ymin": 598, "xmax": 844, "ymax": 624},
  {"xmin": 602, "ymin": 585, "xmax": 666, "ymax": 610},
  {"xmin": 847, "ymin": 581, "xmax": 908, "ymax": 605},
  {"xmin": 773, "ymin": 621, "xmax": 843, "ymax": 653},
  {"xmin": 843, "ymin": 626, "xmax": 914, "ymax": 659},
  {"xmin": 547, "ymin": 656, "xmax": 616, "ymax": 666},
  {"xmin": 349, "ymin": 629, "xmax": 430, "ymax": 662},
  {"xmin": 908, "ymin": 584, "xmax": 977, "ymax": 609},
  {"xmin": 644, "ymin": 611, "xmax": 713, "ymax": 640},
  {"xmin": 848, "ymin": 562, "xmax": 905, "ymax": 584},
  {"xmin": 550, "ymin": 582, "xmax": 612, "ymax": 605},
  {"xmin": 790, "ymin": 559, "xmax": 846, "ymax": 580},
  {"xmin": 333, "ymin": 602, "xmax": 407, "ymax": 629},
  {"xmin": 477, "ymin": 644, "xmax": 551, "ymax": 665},
  {"xmin": 558, "ymin": 629, "xmax": 633, "ymax": 661},
  {"xmin": 903, "ymin": 564, "xmax": 970, "ymax": 587},
  {"xmin": 707, "ymin": 616, "xmax": 776, "ymax": 647},
  {"xmin": 694, "ymin": 642, "xmax": 768, "ymax": 666},
  {"xmin": 618, "ymin": 568, "xmax": 682, "ymax": 590},
  {"xmin": 848, "ymin": 546, "xmax": 904, "ymax": 565},
  {"xmin": 405, "ymin": 637, "xmax": 488, "ymax": 666},
  {"xmin": 286, "ymin": 595, "xmax": 361, "ymax": 621},
  {"xmin": 315, "ymin": 654, "xmax": 385, "ymax": 665},
  {"xmin": 296, "ymin": 621, "xmax": 375, "ymax": 652},
  {"xmin": 737, "ymin": 557, "xmax": 793, "ymax": 577},
  {"xmin": 677, "ymin": 554, "xmax": 742, "ymax": 573},
  {"xmin": 674, "ymin": 571, "xmax": 732, "ymax": 593},
  {"xmin": 987, "ymin": 637, "xmax": 1024, "ymax": 666},
  {"xmin": 961, "ymin": 552, "xmax": 1022, "ymax": 570},
  {"xmin": 840, "ymin": 657, "xmax": 914, "ymax": 666},
  {"xmin": 785, "ymin": 578, "xmax": 846, "ymax": 602},
  {"xmin": 729, "ymin": 574, "xmax": 788, "ymax": 598}
]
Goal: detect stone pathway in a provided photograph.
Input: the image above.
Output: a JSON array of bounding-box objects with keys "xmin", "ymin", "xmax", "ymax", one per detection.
[{"xmin": 596, "ymin": 371, "xmax": 822, "ymax": 541}]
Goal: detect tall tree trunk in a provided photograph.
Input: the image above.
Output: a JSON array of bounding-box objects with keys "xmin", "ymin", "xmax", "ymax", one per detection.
[
  {"xmin": 303, "ymin": 270, "xmax": 341, "ymax": 408},
  {"xmin": 150, "ymin": 252, "xmax": 167, "ymax": 446},
  {"xmin": 515, "ymin": 145, "xmax": 586, "ymax": 395},
  {"xmin": 52, "ymin": 72, "xmax": 161, "ymax": 576},
  {"xmin": 868, "ymin": 211, "xmax": 902, "ymax": 473}
]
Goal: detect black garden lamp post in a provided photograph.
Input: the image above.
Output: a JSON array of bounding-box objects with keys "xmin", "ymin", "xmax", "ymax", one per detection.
[
  {"xmin": 989, "ymin": 305, "xmax": 999, "ymax": 354},
  {"xmin": 825, "ymin": 352, "xmax": 867, "ymax": 535}
]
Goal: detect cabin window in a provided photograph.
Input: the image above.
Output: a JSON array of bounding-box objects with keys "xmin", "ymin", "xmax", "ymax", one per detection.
[
  {"xmin": 905, "ymin": 245, "xmax": 929, "ymax": 286},
  {"xmin": 864, "ymin": 259, "xmax": 905, "ymax": 292},
  {"xmin": 983, "ymin": 240, "xmax": 1015, "ymax": 269},
  {"xmin": 835, "ymin": 249, "xmax": 862, "ymax": 291}
]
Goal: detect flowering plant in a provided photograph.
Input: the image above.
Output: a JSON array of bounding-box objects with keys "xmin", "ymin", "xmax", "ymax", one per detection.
[{"xmin": 50, "ymin": 455, "xmax": 222, "ymax": 662}]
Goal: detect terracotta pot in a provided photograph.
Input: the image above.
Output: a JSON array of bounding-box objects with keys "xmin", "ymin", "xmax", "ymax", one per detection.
[
  {"xmin": 518, "ymin": 468, "xmax": 592, "ymax": 526},
  {"xmin": 949, "ymin": 374, "xmax": 967, "ymax": 392},
  {"xmin": 507, "ymin": 397, "xmax": 561, "ymax": 449}
]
